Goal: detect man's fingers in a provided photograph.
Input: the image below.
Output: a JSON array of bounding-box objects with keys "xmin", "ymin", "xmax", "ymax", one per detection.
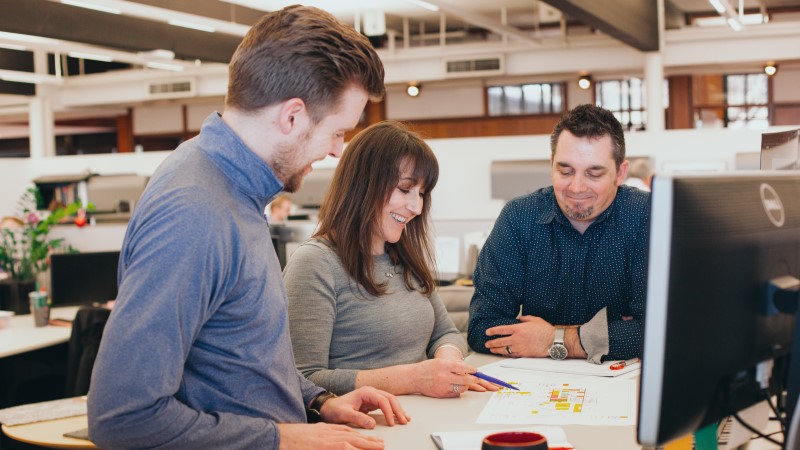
[
  {"xmin": 367, "ymin": 391, "xmax": 409, "ymax": 427},
  {"xmin": 485, "ymin": 324, "xmax": 513, "ymax": 336},
  {"xmin": 384, "ymin": 392, "xmax": 410, "ymax": 425}
]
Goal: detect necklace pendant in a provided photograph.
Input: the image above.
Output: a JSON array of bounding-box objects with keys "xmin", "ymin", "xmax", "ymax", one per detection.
[{"xmin": 385, "ymin": 272, "xmax": 394, "ymax": 278}]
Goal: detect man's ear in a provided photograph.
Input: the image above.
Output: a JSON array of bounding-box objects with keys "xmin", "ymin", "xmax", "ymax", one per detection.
[
  {"xmin": 277, "ymin": 98, "xmax": 308, "ymax": 135},
  {"xmin": 617, "ymin": 159, "xmax": 630, "ymax": 185}
]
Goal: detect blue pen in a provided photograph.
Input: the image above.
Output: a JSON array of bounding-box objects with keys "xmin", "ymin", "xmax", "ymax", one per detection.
[{"xmin": 474, "ymin": 371, "xmax": 519, "ymax": 391}]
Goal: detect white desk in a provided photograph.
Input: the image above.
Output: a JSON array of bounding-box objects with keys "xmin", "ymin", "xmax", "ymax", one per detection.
[
  {"xmin": 0, "ymin": 306, "xmax": 80, "ymax": 358},
  {"xmin": 361, "ymin": 353, "xmax": 642, "ymax": 450}
]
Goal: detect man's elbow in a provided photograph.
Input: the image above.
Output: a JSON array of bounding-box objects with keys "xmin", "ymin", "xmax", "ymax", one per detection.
[
  {"xmin": 88, "ymin": 411, "xmax": 126, "ymax": 449},
  {"xmin": 88, "ymin": 400, "xmax": 158, "ymax": 449}
]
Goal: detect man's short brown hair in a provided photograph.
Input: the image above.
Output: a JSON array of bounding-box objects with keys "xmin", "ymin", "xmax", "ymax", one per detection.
[{"xmin": 226, "ymin": 5, "xmax": 385, "ymax": 123}]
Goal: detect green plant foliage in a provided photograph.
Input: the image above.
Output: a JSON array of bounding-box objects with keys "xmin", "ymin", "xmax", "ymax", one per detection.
[{"xmin": 0, "ymin": 187, "xmax": 92, "ymax": 281}]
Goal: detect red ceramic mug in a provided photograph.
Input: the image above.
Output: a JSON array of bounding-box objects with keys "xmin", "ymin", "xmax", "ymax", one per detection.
[{"xmin": 481, "ymin": 431, "xmax": 549, "ymax": 450}]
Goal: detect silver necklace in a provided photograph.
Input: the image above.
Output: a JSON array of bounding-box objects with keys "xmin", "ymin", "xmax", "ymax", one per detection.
[{"xmin": 384, "ymin": 263, "xmax": 398, "ymax": 278}]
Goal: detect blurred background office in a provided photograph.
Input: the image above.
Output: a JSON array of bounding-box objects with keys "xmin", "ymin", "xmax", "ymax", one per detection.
[
  {"xmin": 623, "ymin": 159, "xmax": 654, "ymax": 192},
  {"xmin": 0, "ymin": 0, "xmax": 799, "ymax": 275},
  {"xmin": 267, "ymin": 195, "xmax": 293, "ymax": 223}
]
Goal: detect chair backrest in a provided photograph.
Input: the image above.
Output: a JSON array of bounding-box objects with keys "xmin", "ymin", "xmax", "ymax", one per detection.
[{"xmin": 65, "ymin": 306, "xmax": 111, "ymax": 397}]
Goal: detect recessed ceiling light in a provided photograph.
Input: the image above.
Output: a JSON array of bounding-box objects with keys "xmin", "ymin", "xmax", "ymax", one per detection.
[
  {"xmin": 61, "ymin": 0, "xmax": 121, "ymax": 15},
  {"xmin": 68, "ymin": 51, "xmax": 114, "ymax": 62},
  {"xmin": 168, "ymin": 19, "xmax": 216, "ymax": 33}
]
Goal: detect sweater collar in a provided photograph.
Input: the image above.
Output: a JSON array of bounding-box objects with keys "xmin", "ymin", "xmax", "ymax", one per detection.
[{"xmin": 198, "ymin": 113, "xmax": 284, "ymax": 208}]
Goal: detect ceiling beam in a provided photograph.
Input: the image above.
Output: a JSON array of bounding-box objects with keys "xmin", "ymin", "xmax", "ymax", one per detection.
[
  {"xmin": 0, "ymin": 0, "xmax": 241, "ymax": 63},
  {"xmin": 127, "ymin": 0, "xmax": 265, "ymax": 25},
  {"xmin": 412, "ymin": 0, "xmax": 541, "ymax": 45},
  {"xmin": 541, "ymin": 0, "xmax": 659, "ymax": 51}
]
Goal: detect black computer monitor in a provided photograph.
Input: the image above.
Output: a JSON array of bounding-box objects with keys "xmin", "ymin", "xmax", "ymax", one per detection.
[
  {"xmin": 761, "ymin": 129, "xmax": 800, "ymax": 170},
  {"xmin": 49, "ymin": 251, "xmax": 120, "ymax": 307},
  {"xmin": 638, "ymin": 172, "xmax": 800, "ymax": 447}
]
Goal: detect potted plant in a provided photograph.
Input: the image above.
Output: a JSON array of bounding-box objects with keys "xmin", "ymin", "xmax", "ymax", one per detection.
[{"xmin": 0, "ymin": 187, "xmax": 88, "ymax": 314}]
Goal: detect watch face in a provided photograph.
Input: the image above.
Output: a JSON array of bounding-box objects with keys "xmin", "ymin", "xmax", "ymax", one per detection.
[{"xmin": 548, "ymin": 344, "xmax": 568, "ymax": 360}]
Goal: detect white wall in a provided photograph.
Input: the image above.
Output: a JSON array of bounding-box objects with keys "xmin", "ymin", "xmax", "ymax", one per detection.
[
  {"xmin": 1, "ymin": 127, "xmax": 786, "ymax": 217},
  {"xmin": 774, "ymin": 65, "xmax": 800, "ymax": 102},
  {"xmin": 0, "ymin": 152, "xmax": 169, "ymax": 221},
  {"xmin": 133, "ymin": 105, "xmax": 183, "ymax": 135},
  {"xmin": 385, "ymin": 79, "xmax": 485, "ymax": 120},
  {"xmin": 2, "ymin": 125, "xmax": 794, "ymax": 270}
]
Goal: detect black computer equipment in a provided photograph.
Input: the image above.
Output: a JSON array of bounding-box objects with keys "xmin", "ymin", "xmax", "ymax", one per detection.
[
  {"xmin": 637, "ymin": 172, "xmax": 800, "ymax": 447},
  {"xmin": 761, "ymin": 129, "xmax": 800, "ymax": 170},
  {"xmin": 49, "ymin": 251, "xmax": 120, "ymax": 307}
]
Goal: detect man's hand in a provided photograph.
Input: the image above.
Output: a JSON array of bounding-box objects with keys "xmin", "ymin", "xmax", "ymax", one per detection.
[
  {"xmin": 277, "ymin": 423, "xmax": 384, "ymax": 450},
  {"xmin": 320, "ymin": 386, "xmax": 410, "ymax": 429},
  {"xmin": 484, "ymin": 315, "xmax": 555, "ymax": 357}
]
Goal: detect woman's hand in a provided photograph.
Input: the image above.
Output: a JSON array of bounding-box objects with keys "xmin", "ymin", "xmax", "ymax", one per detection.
[
  {"xmin": 408, "ymin": 359, "xmax": 479, "ymax": 398},
  {"xmin": 433, "ymin": 346, "xmax": 499, "ymax": 393}
]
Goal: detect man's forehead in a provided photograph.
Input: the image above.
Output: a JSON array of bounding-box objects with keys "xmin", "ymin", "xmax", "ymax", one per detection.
[{"xmin": 554, "ymin": 134, "xmax": 615, "ymax": 166}]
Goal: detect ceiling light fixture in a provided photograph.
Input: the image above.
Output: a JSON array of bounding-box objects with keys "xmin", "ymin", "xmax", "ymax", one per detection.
[
  {"xmin": 726, "ymin": 17, "xmax": 743, "ymax": 31},
  {"xmin": 145, "ymin": 61, "xmax": 184, "ymax": 72},
  {"xmin": 694, "ymin": 13, "xmax": 765, "ymax": 27},
  {"xmin": 68, "ymin": 51, "xmax": 114, "ymax": 62},
  {"xmin": 0, "ymin": 31, "xmax": 56, "ymax": 45},
  {"xmin": 405, "ymin": 0, "xmax": 440, "ymax": 12},
  {"xmin": 708, "ymin": 0, "xmax": 727, "ymax": 14},
  {"xmin": 707, "ymin": 0, "xmax": 743, "ymax": 31},
  {"xmin": 0, "ymin": 31, "xmax": 197, "ymax": 72},
  {"xmin": 578, "ymin": 74, "xmax": 592, "ymax": 90},
  {"xmin": 168, "ymin": 19, "xmax": 216, "ymax": 33},
  {"xmin": 406, "ymin": 82, "xmax": 422, "ymax": 97},
  {"xmin": 0, "ymin": 43, "xmax": 27, "ymax": 51},
  {"xmin": 138, "ymin": 49, "xmax": 176, "ymax": 61},
  {"xmin": 0, "ymin": 69, "xmax": 63, "ymax": 85},
  {"xmin": 61, "ymin": 0, "xmax": 121, "ymax": 15},
  {"xmin": 764, "ymin": 62, "xmax": 778, "ymax": 76}
]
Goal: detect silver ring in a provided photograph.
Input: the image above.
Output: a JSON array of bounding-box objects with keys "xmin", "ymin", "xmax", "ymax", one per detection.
[
  {"xmin": 452, "ymin": 383, "xmax": 460, "ymax": 393},
  {"xmin": 505, "ymin": 345, "xmax": 512, "ymax": 355}
]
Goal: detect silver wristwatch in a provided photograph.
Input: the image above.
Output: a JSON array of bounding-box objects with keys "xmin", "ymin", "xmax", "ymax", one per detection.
[{"xmin": 548, "ymin": 327, "xmax": 568, "ymax": 360}]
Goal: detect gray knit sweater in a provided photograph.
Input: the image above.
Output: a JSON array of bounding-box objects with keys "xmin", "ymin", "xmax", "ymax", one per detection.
[{"xmin": 285, "ymin": 238, "xmax": 468, "ymax": 395}]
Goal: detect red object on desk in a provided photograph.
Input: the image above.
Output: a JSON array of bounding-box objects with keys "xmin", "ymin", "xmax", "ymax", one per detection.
[{"xmin": 609, "ymin": 358, "xmax": 640, "ymax": 370}]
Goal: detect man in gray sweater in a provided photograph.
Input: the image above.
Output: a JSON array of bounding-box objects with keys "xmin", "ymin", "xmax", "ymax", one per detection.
[{"xmin": 88, "ymin": 6, "xmax": 407, "ymax": 450}]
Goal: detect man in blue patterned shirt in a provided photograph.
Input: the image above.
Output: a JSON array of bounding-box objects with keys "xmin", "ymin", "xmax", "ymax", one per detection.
[{"xmin": 468, "ymin": 104, "xmax": 649, "ymax": 364}]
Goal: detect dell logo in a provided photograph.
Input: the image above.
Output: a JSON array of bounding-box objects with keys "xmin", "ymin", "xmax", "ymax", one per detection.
[{"xmin": 760, "ymin": 183, "xmax": 785, "ymax": 227}]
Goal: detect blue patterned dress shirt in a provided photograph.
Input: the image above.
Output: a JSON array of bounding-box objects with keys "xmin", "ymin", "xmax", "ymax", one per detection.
[{"xmin": 468, "ymin": 185, "xmax": 649, "ymax": 361}]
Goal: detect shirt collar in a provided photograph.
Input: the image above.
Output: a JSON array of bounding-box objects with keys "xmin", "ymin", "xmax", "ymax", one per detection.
[{"xmin": 197, "ymin": 112, "xmax": 285, "ymax": 209}]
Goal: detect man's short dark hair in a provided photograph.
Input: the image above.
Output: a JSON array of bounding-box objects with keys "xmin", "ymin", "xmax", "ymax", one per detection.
[
  {"xmin": 550, "ymin": 104, "xmax": 626, "ymax": 169},
  {"xmin": 226, "ymin": 5, "xmax": 385, "ymax": 123}
]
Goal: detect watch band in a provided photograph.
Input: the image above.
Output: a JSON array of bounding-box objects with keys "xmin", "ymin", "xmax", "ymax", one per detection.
[
  {"xmin": 548, "ymin": 326, "xmax": 568, "ymax": 360},
  {"xmin": 306, "ymin": 391, "xmax": 337, "ymax": 423},
  {"xmin": 554, "ymin": 326, "xmax": 565, "ymax": 344}
]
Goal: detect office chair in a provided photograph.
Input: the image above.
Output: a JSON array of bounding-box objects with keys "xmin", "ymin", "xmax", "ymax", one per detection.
[{"xmin": 65, "ymin": 306, "xmax": 111, "ymax": 397}]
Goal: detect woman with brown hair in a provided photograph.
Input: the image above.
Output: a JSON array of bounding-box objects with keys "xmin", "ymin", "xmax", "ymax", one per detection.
[{"xmin": 285, "ymin": 121, "xmax": 497, "ymax": 398}]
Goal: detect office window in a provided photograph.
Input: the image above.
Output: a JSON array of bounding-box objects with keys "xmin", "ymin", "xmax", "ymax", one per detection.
[
  {"xmin": 725, "ymin": 73, "xmax": 769, "ymax": 130},
  {"xmin": 595, "ymin": 78, "xmax": 670, "ymax": 131},
  {"xmin": 487, "ymin": 82, "xmax": 565, "ymax": 116},
  {"xmin": 596, "ymin": 78, "xmax": 646, "ymax": 131}
]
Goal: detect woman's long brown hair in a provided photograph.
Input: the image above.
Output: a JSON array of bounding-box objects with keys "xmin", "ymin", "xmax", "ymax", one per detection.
[{"xmin": 314, "ymin": 120, "xmax": 439, "ymax": 297}]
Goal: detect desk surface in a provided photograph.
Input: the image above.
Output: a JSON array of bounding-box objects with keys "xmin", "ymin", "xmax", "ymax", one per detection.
[
  {"xmin": 362, "ymin": 353, "xmax": 642, "ymax": 450},
  {"xmin": 0, "ymin": 353, "xmax": 640, "ymax": 450},
  {"xmin": 2, "ymin": 415, "xmax": 93, "ymax": 449},
  {"xmin": 0, "ymin": 306, "xmax": 79, "ymax": 358}
]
